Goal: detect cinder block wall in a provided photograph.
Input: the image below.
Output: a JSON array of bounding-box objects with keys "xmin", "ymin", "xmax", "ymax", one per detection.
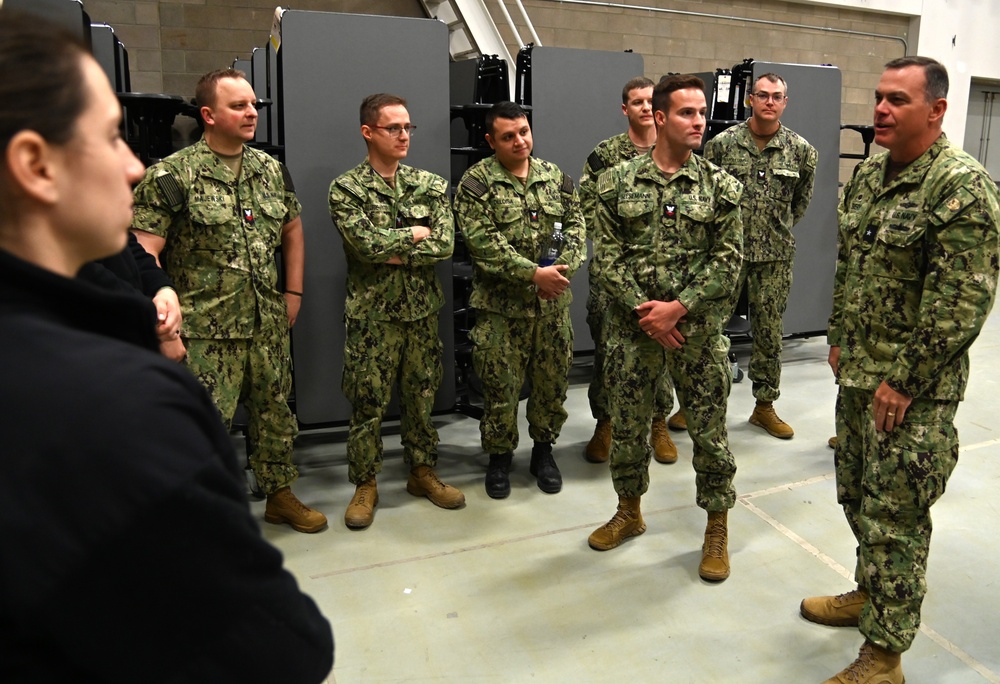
[
  {"xmin": 84, "ymin": 0, "xmax": 425, "ymax": 95},
  {"xmin": 486, "ymin": 0, "xmax": 910, "ymax": 182},
  {"xmin": 89, "ymin": 0, "xmax": 906, "ymax": 181}
]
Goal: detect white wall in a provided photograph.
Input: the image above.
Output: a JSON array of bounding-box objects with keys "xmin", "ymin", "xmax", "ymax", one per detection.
[{"xmin": 793, "ymin": 0, "xmax": 1000, "ymax": 145}]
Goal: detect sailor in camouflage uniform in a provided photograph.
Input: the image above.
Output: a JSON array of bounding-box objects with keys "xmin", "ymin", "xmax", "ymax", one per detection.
[
  {"xmin": 329, "ymin": 93, "xmax": 463, "ymax": 530},
  {"xmin": 703, "ymin": 72, "xmax": 817, "ymax": 439},
  {"xmin": 132, "ymin": 69, "xmax": 327, "ymax": 533},
  {"xmin": 454, "ymin": 101, "xmax": 586, "ymax": 499},
  {"xmin": 588, "ymin": 76, "xmax": 743, "ymax": 583},
  {"xmin": 800, "ymin": 57, "xmax": 1000, "ymax": 684},
  {"xmin": 579, "ymin": 76, "xmax": 679, "ymax": 466}
]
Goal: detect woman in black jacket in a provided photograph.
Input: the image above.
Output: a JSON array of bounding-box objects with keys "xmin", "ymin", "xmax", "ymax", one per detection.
[{"xmin": 0, "ymin": 10, "xmax": 334, "ymax": 682}]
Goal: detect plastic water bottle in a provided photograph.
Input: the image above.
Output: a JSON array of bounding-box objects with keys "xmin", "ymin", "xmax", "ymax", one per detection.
[{"xmin": 539, "ymin": 222, "xmax": 564, "ymax": 266}]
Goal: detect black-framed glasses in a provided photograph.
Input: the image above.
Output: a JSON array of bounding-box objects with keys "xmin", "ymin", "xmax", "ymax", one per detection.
[
  {"xmin": 372, "ymin": 124, "xmax": 416, "ymax": 138},
  {"xmin": 752, "ymin": 92, "xmax": 786, "ymax": 103}
]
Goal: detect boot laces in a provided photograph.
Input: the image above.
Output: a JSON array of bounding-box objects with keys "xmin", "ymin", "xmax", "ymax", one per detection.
[
  {"xmin": 421, "ymin": 468, "xmax": 446, "ymax": 491},
  {"xmin": 840, "ymin": 643, "xmax": 878, "ymax": 682},
  {"xmin": 757, "ymin": 404, "xmax": 786, "ymax": 425},
  {"xmin": 835, "ymin": 588, "xmax": 867, "ymax": 606},
  {"xmin": 354, "ymin": 481, "xmax": 375, "ymax": 506},
  {"xmin": 602, "ymin": 506, "xmax": 634, "ymax": 533},
  {"xmin": 705, "ymin": 519, "xmax": 727, "ymax": 557}
]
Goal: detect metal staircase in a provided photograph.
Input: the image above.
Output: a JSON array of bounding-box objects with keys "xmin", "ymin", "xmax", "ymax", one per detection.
[{"xmin": 419, "ymin": 0, "xmax": 517, "ymax": 81}]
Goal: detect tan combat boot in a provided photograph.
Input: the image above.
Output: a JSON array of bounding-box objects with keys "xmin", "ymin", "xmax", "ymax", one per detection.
[
  {"xmin": 264, "ymin": 487, "xmax": 328, "ymax": 533},
  {"xmin": 585, "ymin": 419, "xmax": 612, "ymax": 463},
  {"xmin": 344, "ymin": 477, "xmax": 378, "ymax": 529},
  {"xmin": 823, "ymin": 640, "xmax": 904, "ymax": 684},
  {"xmin": 800, "ymin": 587, "xmax": 868, "ymax": 627},
  {"xmin": 828, "ymin": 436, "xmax": 838, "ymax": 449},
  {"xmin": 699, "ymin": 510, "xmax": 730, "ymax": 581},
  {"xmin": 749, "ymin": 401, "xmax": 794, "ymax": 439},
  {"xmin": 588, "ymin": 496, "xmax": 645, "ymax": 550},
  {"xmin": 407, "ymin": 465, "xmax": 466, "ymax": 509},
  {"xmin": 667, "ymin": 410, "xmax": 687, "ymax": 431},
  {"xmin": 650, "ymin": 416, "xmax": 678, "ymax": 464}
]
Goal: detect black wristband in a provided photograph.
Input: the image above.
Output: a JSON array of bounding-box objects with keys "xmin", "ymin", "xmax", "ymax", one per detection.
[{"xmin": 284, "ymin": 290, "xmax": 303, "ymax": 297}]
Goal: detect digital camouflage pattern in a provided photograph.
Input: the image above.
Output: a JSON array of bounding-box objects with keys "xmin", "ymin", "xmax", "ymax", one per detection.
[
  {"xmin": 132, "ymin": 138, "xmax": 300, "ymax": 339},
  {"xmin": 830, "ymin": 135, "xmax": 1000, "ymax": 652},
  {"xmin": 703, "ymin": 122, "xmax": 816, "ymax": 263},
  {"xmin": 593, "ymin": 152, "xmax": 743, "ymax": 503},
  {"xmin": 329, "ymin": 161, "xmax": 454, "ymax": 482},
  {"xmin": 737, "ymin": 259, "xmax": 793, "ymax": 402},
  {"xmin": 342, "ymin": 316, "xmax": 443, "ymax": 483},
  {"xmin": 454, "ymin": 155, "xmax": 586, "ymax": 451},
  {"xmin": 132, "ymin": 138, "xmax": 301, "ymax": 494},
  {"xmin": 704, "ymin": 121, "xmax": 817, "ymax": 401},
  {"xmin": 580, "ymin": 132, "xmax": 673, "ymax": 420},
  {"xmin": 454, "ymin": 155, "xmax": 586, "ymax": 317},
  {"xmin": 329, "ymin": 161, "xmax": 454, "ymax": 322},
  {"xmin": 185, "ymin": 334, "xmax": 298, "ymax": 493},
  {"xmin": 830, "ymin": 135, "xmax": 999, "ymax": 399},
  {"xmin": 834, "ymin": 387, "xmax": 957, "ymax": 652},
  {"xmin": 471, "ymin": 310, "xmax": 573, "ymax": 453}
]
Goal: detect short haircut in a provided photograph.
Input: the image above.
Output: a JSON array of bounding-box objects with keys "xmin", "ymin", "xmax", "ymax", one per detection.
[
  {"xmin": 195, "ymin": 68, "xmax": 247, "ymax": 110},
  {"xmin": 622, "ymin": 77, "xmax": 655, "ymax": 104},
  {"xmin": 486, "ymin": 101, "xmax": 529, "ymax": 135},
  {"xmin": 753, "ymin": 72, "xmax": 788, "ymax": 96},
  {"xmin": 653, "ymin": 74, "xmax": 706, "ymax": 115},
  {"xmin": 360, "ymin": 93, "xmax": 407, "ymax": 127},
  {"xmin": 884, "ymin": 56, "xmax": 949, "ymax": 101}
]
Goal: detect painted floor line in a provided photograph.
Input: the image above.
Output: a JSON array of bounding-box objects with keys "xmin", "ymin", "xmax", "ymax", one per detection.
[{"xmin": 739, "ymin": 498, "xmax": 1000, "ymax": 682}]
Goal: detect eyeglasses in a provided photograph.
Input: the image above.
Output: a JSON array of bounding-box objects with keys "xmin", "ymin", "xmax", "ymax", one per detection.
[
  {"xmin": 372, "ymin": 124, "xmax": 416, "ymax": 138},
  {"xmin": 752, "ymin": 92, "xmax": 786, "ymax": 103}
]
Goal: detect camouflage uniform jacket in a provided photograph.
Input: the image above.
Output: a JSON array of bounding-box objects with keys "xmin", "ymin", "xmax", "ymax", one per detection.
[
  {"xmin": 580, "ymin": 132, "xmax": 650, "ymax": 241},
  {"xmin": 329, "ymin": 161, "xmax": 454, "ymax": 322},
  {"xmin": 132, "ymin": 138, "xmax": 300, "ymax": 339},
  {"xmin": 593, "ymin": 152, "xmax": 744, "ymax": 337},
  {"xmin": 454, "ymin": 155, "xmax": 586, "ymax": 318},
  {"xmin": 703, "ymin": 121, "xmax": 817, "ymax": 262},
  {"xmin": 829, "ymin": 135, "xmax": 1000, "ymax": 400}
]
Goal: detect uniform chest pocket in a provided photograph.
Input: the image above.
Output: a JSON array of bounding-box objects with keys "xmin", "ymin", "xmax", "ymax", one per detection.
[
  {"xmin": 678, "ymin": 200, "xmax": 714, "ymax": 245},
  {"xmin": 767, "ymin": 168, "xmax": 800, "ymax": 202},
  {"xmin": 258, "ymin": 199, "xmax": 288, "ymax": 222},
  {"xmin": 870, "ymin": 219, "xmax": 927, "ymax": 281},
  {"xmin": 538, "ymin": 199, "xmax": 564, "ymax": 220},
  {"xmin": 494, "ymin": 203, "xmax": 523, "ymax": 225},
  {"xmin": 188, "ymin": 200, "xmax": 238, "ymax": 250},
  {"xmin": 405, "ymin": 203, "xmax": 433, "ymax": 223}
]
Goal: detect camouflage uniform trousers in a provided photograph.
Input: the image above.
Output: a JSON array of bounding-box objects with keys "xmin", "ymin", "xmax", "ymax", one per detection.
[
  {"xmin": 834, "ymin": 386, "xmax": 959, "ymax": 653},
  {"xmin": 586, "ymin": 277, "xmax": 674, "ymax": 421},
  {"xmin": 342, "ymin": 315, "xmax": 443, "ymax": 485},
  {"xmin": 471, "ymin": 309, "xmax": 573, "ymax": 453},
  {"xmin": 739, "ymin": 258, "xmax": 793, "ymax": 402},
  {"xmin": 185, "ymin": 326, "xmax": 298, "ymax": 494},
  {"xmin": 606, "ymin": 321, "xmax": 736, "ymax": 510}
]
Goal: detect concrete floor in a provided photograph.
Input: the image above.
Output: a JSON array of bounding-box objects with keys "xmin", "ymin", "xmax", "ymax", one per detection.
[{"xmin": 249, "ymin": 311, "xmax": 1000, "ymax": 684}]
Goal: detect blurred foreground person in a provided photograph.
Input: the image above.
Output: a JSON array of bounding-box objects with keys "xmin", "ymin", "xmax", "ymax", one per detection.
[{"xmin": 0, "ymin": 11, "xmax": 333, "ymax": 681}]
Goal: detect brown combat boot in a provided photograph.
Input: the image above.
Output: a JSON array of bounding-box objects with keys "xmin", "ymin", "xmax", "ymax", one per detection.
[
  {"xmin": 749, "ymin": 401, "xmax": 794, "ymax": 439},
  {"xmin": 407, "ymin": 465, "xmax": 466, "ymax": 509},
  {"xmin": 823, "ymin": 640, "xmax": 904, "ymax": 684},
  {"xmin": 344, "ymin": 477, "xmax": 378, "ymax": 529},
  {"xmin": 667, "ymin": 410, "xmax": 687, "ymax": 431},
  {"xmin": 828, "ymin": 436, "xmax": 838, "ymax": 449},
  {"xmin": 801, "ymin": 587, "xmax": 869, "ymax": 627},
  {"xmin": 585, "ymin": 419, "xmax": 612, "ymax": 463},
  {"xmin": 588, "ymin": 496, "xmax": 645, "ymax": 550},
  {"xmin": 264, "ymin": 487, "xmax": 328, "ymax": 533},
  {"xmin": 699, "ymin": 510, "xmax": 730, "ymax": 581},
  {"xmin": 650, "ymin": 416, "xmax": 678, "ymax": 464}
]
